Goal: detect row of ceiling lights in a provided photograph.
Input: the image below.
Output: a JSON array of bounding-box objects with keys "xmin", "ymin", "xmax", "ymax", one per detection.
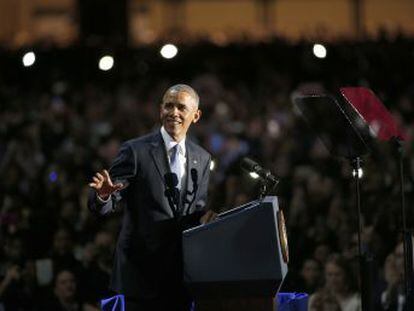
[
  {"xmin": 21, "ymin": 43, "xmax": 327, "ymax": 70},
  {"xmin": 21, "ymin": 44, "xmax": 180, "ymax": 70}
]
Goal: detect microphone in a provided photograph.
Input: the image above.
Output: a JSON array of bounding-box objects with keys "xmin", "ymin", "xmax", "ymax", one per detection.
[
  {"xmin": 165, "ymin": 172, "xmax": 178, "ymax": 188},
  {"xmin": 164, "ymin": 173, "xmax": 180, "ymax": 213},
  {"xmin": 241, "ymin": 157, "xmax": 279, "ymax": 186}
]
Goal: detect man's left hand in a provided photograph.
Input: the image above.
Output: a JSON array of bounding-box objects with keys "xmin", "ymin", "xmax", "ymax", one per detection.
[{"xmin": 200, "ymin": 210, "xmax": 217, "ymax": 224}]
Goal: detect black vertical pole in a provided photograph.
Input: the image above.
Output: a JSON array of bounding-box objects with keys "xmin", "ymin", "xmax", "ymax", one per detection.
[
  {"xmin": 352, "ymin": 157, "xmax": 363, "ymax": 259},
  {"xmin": 394, "ymin": 138, "xmax": 414, "ymax": 310},
  {"xmin": 351, "ymin": 157, "xmax": 374, "ymax": 311}
]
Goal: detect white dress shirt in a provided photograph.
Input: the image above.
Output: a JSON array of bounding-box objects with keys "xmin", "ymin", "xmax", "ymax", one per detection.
[{"xmin": 160, "ymin": 126, "xmax": 187, "ymax": 188}]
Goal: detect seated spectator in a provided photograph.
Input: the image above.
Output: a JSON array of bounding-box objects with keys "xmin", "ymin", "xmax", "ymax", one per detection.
[
  {"xmin": 0, "ymin": 235, "xmax": 36, "ymax": 310},
  {"xmin": 300, "ymin": 258, "xmax": 323, "ymax": 294},
  {"xmin": 51, "ymin": 227, "xmax": 82, "ymax": 274},
  {"xmin": 380, "ymin": 241, "xmax": 406, "ymax": 311},
  {"xmin": 40, "ymin": 269, "xmax": 99, "ymax": 311},
  {"xmin": 78, "ymin": 242, "xmax": 111, "ymax": 306},
  {"xmin": 309, "ymin": 290, "xmax": 341, "ymax": 311},
  {"xmin": 309, "ymin": 254, "xmax": 361, "ymax": 311}
]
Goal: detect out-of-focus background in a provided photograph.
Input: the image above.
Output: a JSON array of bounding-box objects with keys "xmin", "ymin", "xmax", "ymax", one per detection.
[
  {"xmin": 1, "ymin": 0, "xmax": 414, "ymax": 310},
  {"xmin": 1, "ymin": 0, "xmax": 414, "ymax": 46}
]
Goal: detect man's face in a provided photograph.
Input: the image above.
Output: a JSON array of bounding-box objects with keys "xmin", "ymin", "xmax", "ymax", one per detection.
[{"xmin": 160, "ymin": 90, "xmax": 201, "ymax": 141}]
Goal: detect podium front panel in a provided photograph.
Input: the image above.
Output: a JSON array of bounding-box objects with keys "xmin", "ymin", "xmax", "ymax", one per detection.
[{"xmin": 182, "ymin": 196, "xmax": 288, "ymax": 298}]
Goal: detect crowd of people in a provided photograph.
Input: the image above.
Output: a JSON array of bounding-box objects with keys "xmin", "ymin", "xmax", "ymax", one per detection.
[{"xmin": 1, "ymin": 35, "xmax": 414, "ymax": 310}]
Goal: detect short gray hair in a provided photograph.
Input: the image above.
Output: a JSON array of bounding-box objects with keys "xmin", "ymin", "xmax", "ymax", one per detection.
[{"xmin": 163, "ymin": 84, "xmax": 199, "ymax": 107}]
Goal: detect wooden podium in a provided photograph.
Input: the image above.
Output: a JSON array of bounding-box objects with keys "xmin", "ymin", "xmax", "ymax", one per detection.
[{"xmin": 182, "ymin": 196, "xmax": 289, "ymax": 311}]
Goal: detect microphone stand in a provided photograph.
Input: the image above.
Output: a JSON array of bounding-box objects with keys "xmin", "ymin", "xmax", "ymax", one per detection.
[
  {"xmin": 165, "ymin": 191, "xmax": 177, "ymax": 218},
  {"xmin": 184, "ymin": 184, "xmax": 198, "ymax": 215},
  {"xmin": 351, "ymin": 157, "xmax": 374, "ymax": 311},
  {"xmin": 259, "ymin": 181, "xmax": 267, "ymax": 200},
  {"xmin": 258, "ymin": 177, "xmax": 279, "ymax": 199},
  {"xmin": 351, "ymin": 157, "xmax": 363, "ymax": 270}
]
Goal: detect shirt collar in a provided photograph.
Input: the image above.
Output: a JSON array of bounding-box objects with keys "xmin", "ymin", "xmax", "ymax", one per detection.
[{"xmin": 160, "ymin": 126, "xmax": 186, "ymax": 156}]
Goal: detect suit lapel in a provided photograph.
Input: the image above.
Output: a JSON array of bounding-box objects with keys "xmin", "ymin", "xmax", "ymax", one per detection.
[
  {"xmin": 185, "ymin": 142, "xmax": 196, "ymax": 194},
  {"xmin": 183, "ymin": 141, "xmax": 201, "ymax": 214},
  {"xmin": 149, "ymin": 132, "xmax": 170, "ymax": 181}
]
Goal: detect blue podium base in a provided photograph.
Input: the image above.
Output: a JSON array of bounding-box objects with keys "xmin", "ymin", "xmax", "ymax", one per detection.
[
  {"xmin": 276, "ymin": 293, "xmax": 308, "ymax": 311},
  {"xmin": 101, "ymin": 292, "xmax": 308, "ymax": 311}
]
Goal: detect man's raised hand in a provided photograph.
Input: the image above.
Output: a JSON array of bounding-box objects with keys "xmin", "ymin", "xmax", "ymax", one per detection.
[{"xmin": 89, "ymin": 169, "xmax": 124, "ymax": 200}]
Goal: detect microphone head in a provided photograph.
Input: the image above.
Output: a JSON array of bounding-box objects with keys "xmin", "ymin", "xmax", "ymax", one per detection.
[
  {"xmin": 165, "ymin": 172, "xmax": 178, "ymax": 188},
  {"xmin": 241, "ymin": 157, "xmax": 259, "ymax": 172}
]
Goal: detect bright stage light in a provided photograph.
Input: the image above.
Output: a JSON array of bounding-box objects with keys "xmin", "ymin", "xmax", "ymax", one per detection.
[
  {"xmin": 99, "ymin": 55, "xmax": 114, "ymax": 71},
  {"xmin": 22, "ymin": 51, "xmax": 36, "ymax": 67},
  {"xmin": 313, "ymin": 44, "xmax": 327, "ymax": 59},
  {"xmin": 249, "ymin": 172, "xmax": 260, "ymax": 179},
  {"xmin": 160, "ymin": 44, "xmax": 178, "ymax": 59}
]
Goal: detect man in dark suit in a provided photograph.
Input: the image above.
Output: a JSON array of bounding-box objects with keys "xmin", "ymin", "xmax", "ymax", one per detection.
[{"xmin": 88, "ymin": 84, "xmax": 215, "ymax": 310}]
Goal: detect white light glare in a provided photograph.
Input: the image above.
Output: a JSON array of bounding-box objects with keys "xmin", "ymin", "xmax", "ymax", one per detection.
[
  {"xmin": 160, "ymin": 44, "xmax": 178, "ymax": 59},
  {"xmin": 352, "ymin": 168, "xmax": 364, "ymax": 179},
  {"xmin": 210, "ymin": 160, "xmax": 215, "ymax": 171},
  {"xmin": 99, "ymin": 55, "xmax": 114, "ymax": 71},
  {"xmin": 249, "ymin": 172, "xmax": 260, "ymax": 179},
  {"xmin": 22, "ymin": 52, "xmax": 36, "ymax": 67},
  {"xmin": 313, "ymin": 44, "xmax": 327, "ymax": 59}
]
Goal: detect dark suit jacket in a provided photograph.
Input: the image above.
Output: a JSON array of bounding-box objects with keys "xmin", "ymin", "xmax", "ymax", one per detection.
[{"xmin": 88, "ymin": 130, "xmax": 211, "ymax": 299}]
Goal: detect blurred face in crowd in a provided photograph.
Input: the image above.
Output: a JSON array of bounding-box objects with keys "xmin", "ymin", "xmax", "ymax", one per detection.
[
  {"xmin": 301, "ymin": 259, "xmax": 321, "ymax": 285},
  {"xmin": 313, "ymin": 244, "xmax": 330, "ymax": 264},
  {"xmin": 53, "ymin": 229, "xmax": 73, "ymax": 255},
  {"xmin": 325, "ymin": 262, "xmax": 346, "ymax": 293},
  {"xmin": 160, "ymin": 88, "xmax": 201, "ymax": 142},
  {"xmin": 5, "ymin": 237, "xmax": 23, "ymax": 261},
  {"xmin": 82, "ymin": 242, "xmax": 97, "ymax": 264},
  {"xmin": 384, "ymin": 253, "xmax": 402, "ymax": 285},
  {"xmin": 94, "ymin": 231, "xmax": 115, "ymax": 249},
  {"xmin": 54, "ymin": 270, "xmax": 77, "ymax": 302}
]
